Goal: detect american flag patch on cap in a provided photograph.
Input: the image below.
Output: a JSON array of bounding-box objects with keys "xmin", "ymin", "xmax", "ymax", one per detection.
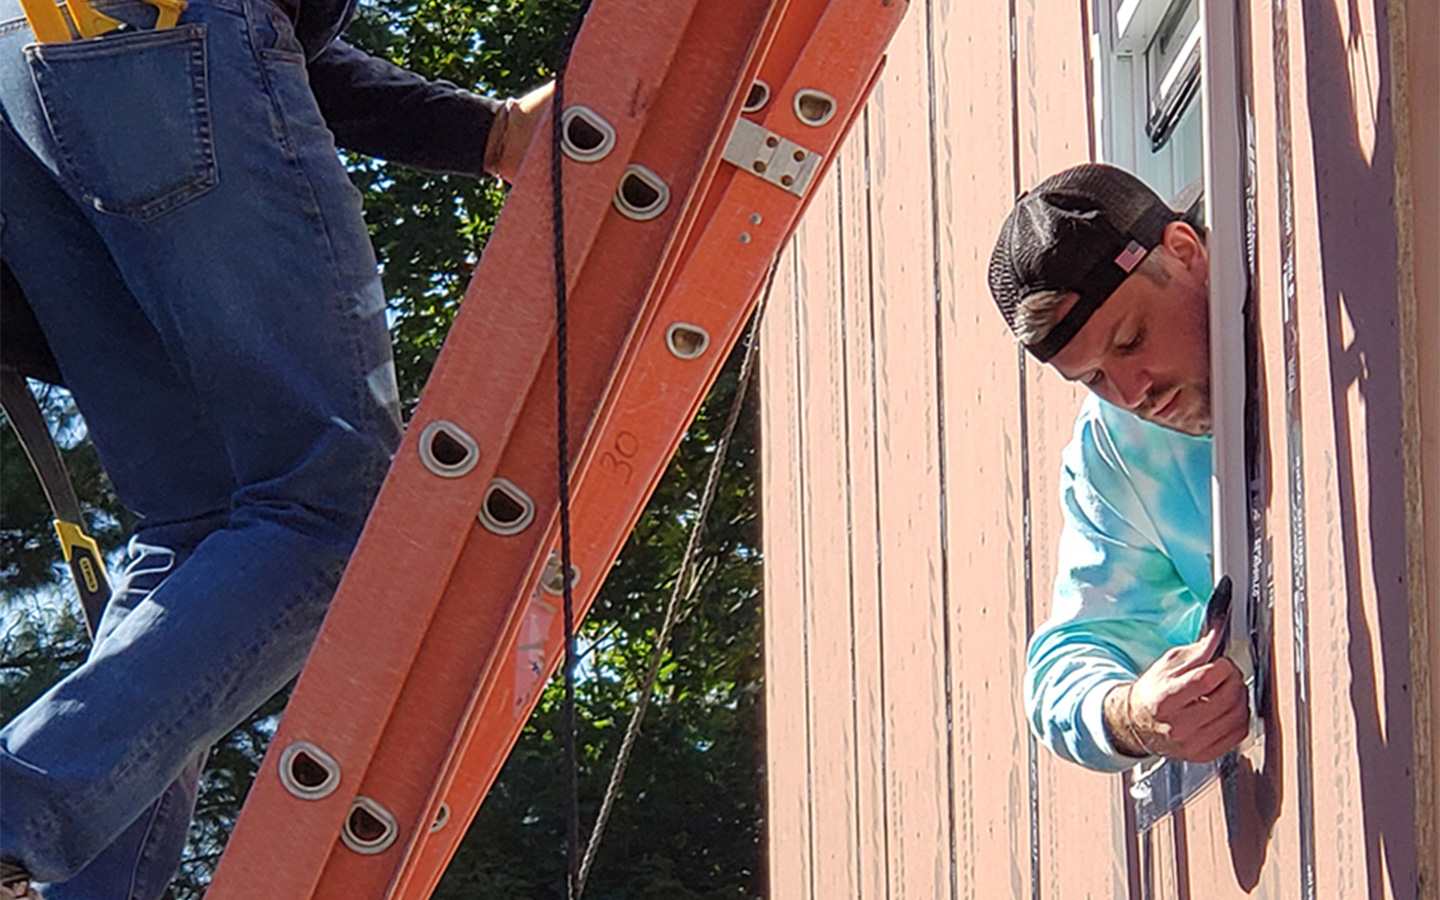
[{"xmin": 1114, "ymin": 240, "xmax": 1147, "ymax": 272}]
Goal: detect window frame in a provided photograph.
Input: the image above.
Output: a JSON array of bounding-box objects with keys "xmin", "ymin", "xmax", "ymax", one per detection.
[{"xmin": 1090, "ymin": 0, "xmax": 1258, "ymax": 831}]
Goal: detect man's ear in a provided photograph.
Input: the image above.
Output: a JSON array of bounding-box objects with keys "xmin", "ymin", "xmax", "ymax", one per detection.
[{"xmin": 1162, "ymin": 220, "xmax": 1208, "ymax": 278}]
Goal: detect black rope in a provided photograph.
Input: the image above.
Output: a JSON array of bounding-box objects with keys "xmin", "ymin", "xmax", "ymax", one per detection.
[
  {"xmin": 550, "ymin": 2, "xmax": 594, "ymax": 896},
  {"xmin": 575, "ymin": 264, "xmax": 778, "ymax": 898}
]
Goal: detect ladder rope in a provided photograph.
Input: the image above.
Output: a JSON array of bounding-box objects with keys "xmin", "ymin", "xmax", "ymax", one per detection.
[
  {"xmin": 550, "ymin": 2, "xmax": 594, "ymax": 896},
  {"xmin": 575, "ymin": 260, "xmax": 779, "ymax": 898}
]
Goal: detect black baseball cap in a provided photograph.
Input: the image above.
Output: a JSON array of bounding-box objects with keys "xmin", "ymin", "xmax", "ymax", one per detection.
[{"xmin": 988, "ymin": 164, "xmax": 1184, "ymax": 362}]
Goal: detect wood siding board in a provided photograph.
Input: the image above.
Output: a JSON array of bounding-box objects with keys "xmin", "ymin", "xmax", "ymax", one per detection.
[
  {"xmin": 1146, "ymin": 812, "xmax": 1180, "ymax": 898},
  {"xmin": 865, "ymin": 8, "xmax": 953, "ymax": 898},
  {"xmin": 837, "ymin": 123, "xmax": 892, "ymax": 900},
  {"xmin": 1280, "ymin": 0, "xmax": 1416, "ymax": 894},
  {"xmin": 924, "ymin": 4, "xmax": 964, "ymax": 898},
  {"xmin": 1012, "ymin": 1, "xmax": 1129, "ymax": 897},
  {"xmin": 794, "ymin": 167, "xmax": 865, "ymax": 900},
  {"xmin": 1398, "ymin": 0, "xmax": 1440, "ymax": 890},
  {"xmin": 763, "ymin": 238, "xmax": 814, "ymax": 900},
  {"xmin": 1307, "ymin": 0, "xmax": 1420, "ymax": 896},
  {"xmin": 1179, "ymin": 771, "xmax": 1286, "ymax": 900},
  {"xmin": 930, "ymin": 0, "xmax": 1034, "ymax": 896}
]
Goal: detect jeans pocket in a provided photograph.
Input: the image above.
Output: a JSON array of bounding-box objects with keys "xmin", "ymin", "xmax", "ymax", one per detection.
[
  {"xmin": 251, "ymin": 4, "xmax": 306, "ymax": 63},
  {"xmin": 25, "ymin": 24, "xmax": 218, "ymax": 220}
]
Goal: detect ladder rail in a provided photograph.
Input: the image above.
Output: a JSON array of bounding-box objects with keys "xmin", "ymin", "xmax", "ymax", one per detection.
[
  {"xmin": 397, "ymin": 3, "xmax": 902, "ymax": 894},
  {"xmin": 301, "ymin": 4, "xmax": 784, "ymax": 893}
]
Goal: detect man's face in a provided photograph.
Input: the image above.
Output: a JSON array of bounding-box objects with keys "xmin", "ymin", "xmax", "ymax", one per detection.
[{"xmin": 1048, "ymin": 222, "xmax": 1212, "ymax": 436}]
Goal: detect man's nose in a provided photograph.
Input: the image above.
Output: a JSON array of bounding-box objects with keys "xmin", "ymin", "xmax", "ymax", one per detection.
[{"xmin": 1110, "ymin": 364, "xmax": 1153, "ymax": 411}]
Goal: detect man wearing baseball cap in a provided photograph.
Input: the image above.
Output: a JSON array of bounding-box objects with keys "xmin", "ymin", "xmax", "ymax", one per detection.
[{"xmin": 989, "ymin": 163, "xmax": 1250, "ymax": 772}]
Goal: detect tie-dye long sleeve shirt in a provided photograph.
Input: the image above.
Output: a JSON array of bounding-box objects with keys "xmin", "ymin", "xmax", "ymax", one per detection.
[{"xmin": 1025, "ymin": 395, "xmax": 1214, "ymax": 772}]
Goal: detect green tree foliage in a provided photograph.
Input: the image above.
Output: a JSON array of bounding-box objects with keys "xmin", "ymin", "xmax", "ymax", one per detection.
[
  {"xmin": 341, "ymin": 0, "xmax": 582, "ymax": 412},
  {"xmin": 1, "ymin": 1, "xmax": 764, "ymax": 895}
]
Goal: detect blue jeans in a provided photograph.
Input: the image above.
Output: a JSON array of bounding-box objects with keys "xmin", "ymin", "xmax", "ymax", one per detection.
[{"xmin": 0, "ymin": 0, "xmax": 402, "ymax": 894}]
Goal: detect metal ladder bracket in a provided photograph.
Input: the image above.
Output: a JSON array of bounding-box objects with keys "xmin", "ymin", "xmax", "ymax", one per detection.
[{"xmin": 721, "ymin": 117, "xmax": 821, "ymax": 197}]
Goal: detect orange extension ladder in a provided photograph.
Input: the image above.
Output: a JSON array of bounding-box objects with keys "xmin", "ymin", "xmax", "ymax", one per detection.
[{"xmin": 206, "ymin": 1, "xmax": 905, "ymax": 897}]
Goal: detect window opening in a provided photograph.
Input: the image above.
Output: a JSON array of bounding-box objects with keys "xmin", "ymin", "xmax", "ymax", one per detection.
[
  {"xmin": 1091, "ymin": 0, "xmax": 1262, "ymax": 833},
  {"xmin": 1095, "ymin": 0, "xmax": 1203, "ymax": 203}
]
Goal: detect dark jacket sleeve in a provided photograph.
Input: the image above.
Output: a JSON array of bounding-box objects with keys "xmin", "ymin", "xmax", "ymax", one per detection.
[{"xmin": 308, "ymin": 40, "xmax": 501, "ymax": 179}]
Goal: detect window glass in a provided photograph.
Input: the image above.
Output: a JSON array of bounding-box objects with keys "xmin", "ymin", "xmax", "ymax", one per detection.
[
  {"xmin": 1144, "ymin": 0, "xmax": 1200, "ymax": 151},
  {"xmin": 1096, "ymin": 0, "xmax": 1203, "ymax": 204}
]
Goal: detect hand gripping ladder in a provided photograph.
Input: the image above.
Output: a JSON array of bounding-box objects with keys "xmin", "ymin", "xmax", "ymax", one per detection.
[{"xmin": 206, "ymin": 1, "xmax": 905, "ymax": 897}]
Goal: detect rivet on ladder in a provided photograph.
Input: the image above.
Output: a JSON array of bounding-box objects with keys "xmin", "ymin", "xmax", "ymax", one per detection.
[
  {"xmin": 341, "ymin": 796, "xmax": 399, "ymax": 855},
  {"xmin": 479, "ymin": 478, "xmax": 536, "ymax": 535},
  {"xmin": 418, "ymin": 420, "xmax": 481, "ymax": 478},
  {"xmin": 277, "ymin": 741, "xmax": 341, "ymax": 801},
  {"xmin": 560, "ymin": 106, "xmax": 616, "ymax": 162},
  {"xmin": 743, "ymin": 79, "xmax": 771, "ymax": 112},
  {"xmin": 613, "ymin": 165, "xmax": 670, "ymax": 221},
  {"xmin": 793, "ymin": 89, "xmax": 837, "ymax": 127},
  {"xmin": 541, "ymin": 551, "xmax": 581, "ymax": 596},
  {"xmin": 665, "ymin": 323, "xmax": 710, "ymax": 360},
  {"xmin": 431, "ymin": 802, "xmax": 452, "ymax": 833}
]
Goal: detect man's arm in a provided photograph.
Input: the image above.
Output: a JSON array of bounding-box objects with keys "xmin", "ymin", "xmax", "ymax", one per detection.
[
  {"xmin": 308, "ymin": 41, "xmax": 553, "ymax": 182},
  {"xmin": 1025, "ymin": 399, "xmax": 1245, "ymax": 771},
  {"xmin": 308, "ymin": 41, "xmax": 498, "ymax": 178}
]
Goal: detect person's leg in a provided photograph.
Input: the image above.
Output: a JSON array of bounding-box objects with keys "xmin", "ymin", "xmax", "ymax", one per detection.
[
  {"xmin": 0, "ymin": 122, "xmax": 237, "ymax": 894},
  {"xmin": 0, "ymin": 0, "xmax": 402, "ymax": 886},
  {"xmin": 38, "ymin": 751, "xmax": 205, "ymax": 900}
]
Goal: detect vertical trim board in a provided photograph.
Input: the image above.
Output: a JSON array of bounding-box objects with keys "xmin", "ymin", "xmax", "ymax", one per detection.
[
  {"xmin": 836, "ymin": 125, "xmax": 891, "ymax": 900},
  {"xmin": 931, "ymin": 0, "xmax": 1034, "ymax": 896},
  {"xmin": 762, "ymin": 238, "xmax": 814, "ymax": 900},
  {"xmin": 864, "ymin": 7, "xmax": 952, "ymax": 898},
  {"xmin": 793, "ymin": 163, "xmax": 864, "ymax": 900}
]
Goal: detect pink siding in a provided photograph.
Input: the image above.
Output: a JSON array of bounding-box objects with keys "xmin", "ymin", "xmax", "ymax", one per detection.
[
  {"xmin": 760, "ymin": 0, "xmax": 1438, "ymax": 898},
  {"xmin": 762, "ymin": 241, "xmax": 812, "ymax": 900},
  {"xmin": 863, "ymin": 11, "xmax": 951, "ymax": 897},
  {"xmin": 792, "ymin": 159, "xmax": 862, "ymax": 900},
  {"xmin": 932, "ymin": 0, "xmax": 1034, "ymax": 896}
]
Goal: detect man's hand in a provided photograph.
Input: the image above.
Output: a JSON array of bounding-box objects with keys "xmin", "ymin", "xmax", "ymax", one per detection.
[
  {"xmin": 1103, "ymin": 621, "xmax": 1249, "ymax": 762},
  {"xmin": 485, "ymin": 81, "xmax": 556, "ymax": 183}
]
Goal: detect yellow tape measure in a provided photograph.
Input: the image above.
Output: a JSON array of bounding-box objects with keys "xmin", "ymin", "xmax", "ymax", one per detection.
[{"xmin": 19, "ymin": 0, "xmax": 186, "ymax": 42}]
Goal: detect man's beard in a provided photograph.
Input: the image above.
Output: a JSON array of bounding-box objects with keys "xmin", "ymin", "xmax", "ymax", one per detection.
[{"xmin": 1140, "ymin": 380, "xmax": 1212, "ymax": 436}]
